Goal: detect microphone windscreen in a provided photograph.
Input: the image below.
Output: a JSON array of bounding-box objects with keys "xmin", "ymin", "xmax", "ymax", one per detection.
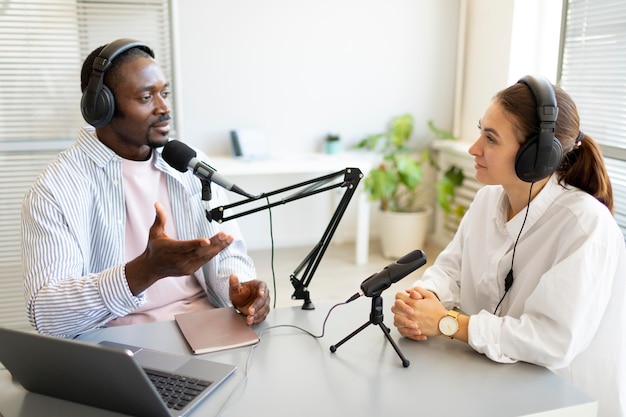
[
  {"xmin": 359, "ymin": 249, "xmax": 427, "ymax": 297},
  {"xmin": 162, "ymin": 140, "xmax": 197, "ymax": 173}
]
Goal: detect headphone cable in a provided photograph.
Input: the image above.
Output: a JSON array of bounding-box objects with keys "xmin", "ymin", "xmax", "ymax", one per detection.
[{"xmin": 494, "ymin": 182, "xmax": 534, "ymax": 315}]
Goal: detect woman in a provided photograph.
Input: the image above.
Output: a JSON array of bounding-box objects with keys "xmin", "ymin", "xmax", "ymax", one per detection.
[{"xmin": 392, "ymin": 76, "xmax": 625, "ymax": 417}]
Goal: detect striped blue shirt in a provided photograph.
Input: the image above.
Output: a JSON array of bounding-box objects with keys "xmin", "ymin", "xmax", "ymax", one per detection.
[{"xmin": 21, "ymin": 128, "xmax": 256, "ymax": 338}]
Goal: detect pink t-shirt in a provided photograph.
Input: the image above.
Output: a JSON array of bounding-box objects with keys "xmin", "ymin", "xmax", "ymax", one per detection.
[{"xmin": 107, "ymin": 154, "xmax": 212, "ymax": 327}]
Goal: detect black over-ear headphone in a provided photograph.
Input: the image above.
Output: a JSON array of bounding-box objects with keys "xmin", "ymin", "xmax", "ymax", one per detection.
[
  {"xmin": 80, "ymin": 38, "xmax": 155, "ymax": 128},
  {"xmin": 514, "ymin": 75, "xmax": 563, "ymax": 183}
]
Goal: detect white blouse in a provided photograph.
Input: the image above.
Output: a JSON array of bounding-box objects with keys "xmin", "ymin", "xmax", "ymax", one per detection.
[{"xmin": 415, "ymin": 175, "xmax": 626, "ymax": 417}]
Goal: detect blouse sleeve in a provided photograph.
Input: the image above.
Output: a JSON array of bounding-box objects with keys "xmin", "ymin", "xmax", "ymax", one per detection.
[
  {"xmin": 412, "ymin": 205, "xmax": 470, "ymax": 309},
  {"xmin": 468, "ymin": 213, "xmax": 623, "ymax": 368}
]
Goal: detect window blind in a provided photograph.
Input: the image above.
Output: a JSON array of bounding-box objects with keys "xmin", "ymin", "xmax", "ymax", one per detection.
[
  {"xmin": 560, "ymin": 0, "xmax": 626, "ymax": 238},
  {"xmin": 0, "ymin": 0, "xmax": 175, "ymax": 330},
  {"xmin": 0, "ymin": 1, "xmax": 83, "ymax": 142}
]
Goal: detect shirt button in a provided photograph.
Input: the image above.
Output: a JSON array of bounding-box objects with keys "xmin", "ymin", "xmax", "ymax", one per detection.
[{"xmin": 112, "ymin": 179, "xmax": 119, "ymax": 186}]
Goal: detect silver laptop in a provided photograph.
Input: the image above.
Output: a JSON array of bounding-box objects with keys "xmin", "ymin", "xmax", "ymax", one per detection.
[{"xmin": 0, "ymin": 327, "xmax": 236, "ymax": 417}]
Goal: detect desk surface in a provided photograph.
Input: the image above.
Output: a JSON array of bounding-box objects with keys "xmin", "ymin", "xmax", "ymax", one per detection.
[{"xmin": 0, "ymin": 298, "xmax": 596, "ymax": 417}]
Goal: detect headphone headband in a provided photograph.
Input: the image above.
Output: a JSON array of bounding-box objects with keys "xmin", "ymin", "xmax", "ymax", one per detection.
[
  {"xmin": 80, "ymin": 38, "xmax": 155, "ymax": 128},
  {"xmin": 92, "ymin": 39, "xmax": 154, "ymax": 76}
]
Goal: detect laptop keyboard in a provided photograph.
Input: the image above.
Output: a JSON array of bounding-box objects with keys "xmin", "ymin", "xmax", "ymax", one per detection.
[{"xmin": 145, "ymin": 369, "xmax": 213, "ymax": 411}]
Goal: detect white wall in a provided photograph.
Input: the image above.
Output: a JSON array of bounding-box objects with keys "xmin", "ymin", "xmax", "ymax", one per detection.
[
  {"xmin": 171, "ymin": 0, "xmax": 461, "ymax": 250},
  {"xmin": 170, "ymin": 0, "xmax": 562, "ymax": 250},
  {"xmin": 454, "ymin": 0, "xmax": 562, "ymax": 142},
  {"xmin": 174, "ymin": 0, "xmax": 461, "ymax": 155},
  {"xmin": 455, "ymin": 0, "xmax": 515, "ymax": 143}
]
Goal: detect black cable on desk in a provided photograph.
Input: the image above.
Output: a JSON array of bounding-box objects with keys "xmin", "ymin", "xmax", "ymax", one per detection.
[{"xmin": 215, "ymin": 300, "xmax": 349, "ymax": 416}]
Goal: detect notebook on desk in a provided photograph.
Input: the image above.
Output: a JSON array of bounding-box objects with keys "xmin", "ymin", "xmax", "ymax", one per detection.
[
  {"xmin": 175, "ymin": 307, "xmax": 260, "ymax": 355},
  {"xmin": 0, "ymin": 327, "xmax": 236, "ymax": 417}
]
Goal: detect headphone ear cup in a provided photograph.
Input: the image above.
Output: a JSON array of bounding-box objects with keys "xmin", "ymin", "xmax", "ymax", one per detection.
[
  {"xmin": 81, "ymin": 84, "xmax": 115, "ymax": 129},
  {"xmin": 515, "ymin": 135, "xmax": 563, "ymax": 182},
  {"xmin": 80, "ymin": 39, "xmax": 154, "ymax": 128}
]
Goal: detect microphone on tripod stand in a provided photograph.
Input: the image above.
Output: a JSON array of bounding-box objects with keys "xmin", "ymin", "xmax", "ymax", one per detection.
[
  {"xmin": 332, "ymin": 249, "xmax": 428, "ymax": 368},
  {"xmin": 346, "ymin": 249, "xmax": 428, "ymax": 302}
]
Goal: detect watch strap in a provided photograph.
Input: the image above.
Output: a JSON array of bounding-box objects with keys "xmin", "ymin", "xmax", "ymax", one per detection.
[{"xmin": 447, "ymin": 310, "xmax": 460, "ymax": 320}]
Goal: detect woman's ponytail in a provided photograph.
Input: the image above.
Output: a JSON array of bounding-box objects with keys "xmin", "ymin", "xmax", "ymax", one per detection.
[{"xmin": 558, "ymin": 132, "xmax": 614, "ymax": 214}]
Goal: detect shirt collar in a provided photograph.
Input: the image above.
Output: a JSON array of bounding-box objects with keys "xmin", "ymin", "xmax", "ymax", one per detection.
[
  {"xmin": 77, "ymin": 126, "xmax": 121, "ymax": 168},
  {"xmin": 504, "ymin": 174, "xmax": 564, "ymax": 238},
  {"xmin": 78, "ymin": 127, "xmax": 176, "ymax": 173}
]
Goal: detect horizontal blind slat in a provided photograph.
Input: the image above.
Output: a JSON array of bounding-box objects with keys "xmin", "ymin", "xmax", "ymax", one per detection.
[
  {"xmin": 561, "ymin": 0, "xmax": 626, "ymax": 239},
  {"xmin": 0, "ymin": 0, "xmax": 174, "ymax": 330}
]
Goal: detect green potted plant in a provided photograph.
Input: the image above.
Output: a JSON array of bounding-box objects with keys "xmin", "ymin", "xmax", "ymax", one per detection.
[
  {"xmin": 428, "ymin": 120, "xmax": 466, "ymax": 223},
  {"xmin": 354, "ymin": 114, "xmax": 464, "ymax": 258}
]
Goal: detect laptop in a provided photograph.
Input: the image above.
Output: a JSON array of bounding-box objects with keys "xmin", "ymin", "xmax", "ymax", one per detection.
[{"xmin": 0, "ymin": 327, "xmax": 236, "ymax": 417}]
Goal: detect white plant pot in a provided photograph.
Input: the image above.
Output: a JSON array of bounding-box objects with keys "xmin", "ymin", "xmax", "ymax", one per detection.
[{"xmin": 378, "ymin": 206, "xmax": 433, "ymax": 259}]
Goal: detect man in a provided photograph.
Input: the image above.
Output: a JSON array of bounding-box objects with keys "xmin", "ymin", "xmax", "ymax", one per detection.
[{"xmin": 21, "ymin": 38, "xmax": 270, "ymax": 339}]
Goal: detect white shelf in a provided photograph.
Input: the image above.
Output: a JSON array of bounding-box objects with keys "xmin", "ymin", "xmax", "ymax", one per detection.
[{"xmin": 209, "ymin": 152, "xmax": 375, "ymax": 176}]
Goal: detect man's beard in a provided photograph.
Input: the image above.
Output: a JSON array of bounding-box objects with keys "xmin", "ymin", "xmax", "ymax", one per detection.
[
  {"xmin": 148, "ymin": 135, "xmax": 169, "ymax": 149},
  {"xmin": 147, "ymin": 114, "xmax": 172, "ymax": 149}
]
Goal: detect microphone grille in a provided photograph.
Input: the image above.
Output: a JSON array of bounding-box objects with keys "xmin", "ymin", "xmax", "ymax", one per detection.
[{"xmin": 162, "ymin": 140, "xmax": 197, "ymax": 173}]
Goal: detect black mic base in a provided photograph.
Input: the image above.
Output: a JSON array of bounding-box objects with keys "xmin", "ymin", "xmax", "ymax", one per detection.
[
  {"xmin": 300, "ymin": 300, "xmax": 315, "ymax": 311},
  {"xmin": 290, "ymin": 275, "xmax": 315, "ymax": 310},
  {"xmin": 329, "ymin": 296, "xmax": 410, "ymax": 368}
]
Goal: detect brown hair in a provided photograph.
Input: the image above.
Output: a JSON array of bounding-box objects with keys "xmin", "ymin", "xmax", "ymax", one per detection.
[{"xmin": 496, "ymin": 81, "xmax": 614, "ymax": 213}]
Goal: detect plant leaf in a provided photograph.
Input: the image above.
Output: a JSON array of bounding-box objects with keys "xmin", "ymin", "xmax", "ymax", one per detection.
[{"xmin": 427, "ymin": 119, "xmax": 456, "ymax": 140}]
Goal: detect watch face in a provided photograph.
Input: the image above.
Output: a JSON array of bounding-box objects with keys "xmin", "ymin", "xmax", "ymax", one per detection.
[{"xmin": 439, "ymin": 315, "xmax": 459, "ymax": 336}]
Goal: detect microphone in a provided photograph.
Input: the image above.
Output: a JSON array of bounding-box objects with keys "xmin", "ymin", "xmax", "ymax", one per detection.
[
  {"xmin": 355, "ymin": 249, "xmax": 427, "ymax": 299},
  {"xmin": 162, "ymin": 140, "xmax": 255, "ymax": 198}
]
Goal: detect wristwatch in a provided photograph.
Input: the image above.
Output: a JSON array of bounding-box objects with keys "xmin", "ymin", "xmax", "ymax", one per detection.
[{"xmin": 438, "ymin": 310, "xmax": 460, "ymax": 338}]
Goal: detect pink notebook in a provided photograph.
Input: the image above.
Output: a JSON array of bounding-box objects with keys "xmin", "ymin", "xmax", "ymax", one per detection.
[{"xmin": 175, "ymin": 307, "xmax": 260, "ymax": 354}]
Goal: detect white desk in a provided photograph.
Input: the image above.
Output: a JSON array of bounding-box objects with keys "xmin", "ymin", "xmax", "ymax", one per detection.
[
  {"xmin": 209, "ymin": 152, "xmax": 374, "ymax": 265},
  {"xmin": 0, "ymin": 298, "xmax": 596, "ymax": 416}
]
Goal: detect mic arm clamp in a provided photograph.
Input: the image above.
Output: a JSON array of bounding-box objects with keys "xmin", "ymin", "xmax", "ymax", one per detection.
[
  {"xmin": 207, "ymin": 167, "xmax": 363, "ymax": 310},
  {"xmin": 200, "ymin": 179, "xmax": 212, "ymax": 202}
]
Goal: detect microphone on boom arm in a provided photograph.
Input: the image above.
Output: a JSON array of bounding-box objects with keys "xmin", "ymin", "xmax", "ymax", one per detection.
[{"xmin": 162, "ymin": 140, "xmax": 255, "ymax": 199}]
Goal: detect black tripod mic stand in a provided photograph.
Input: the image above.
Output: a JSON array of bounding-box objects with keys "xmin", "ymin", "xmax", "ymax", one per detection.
[
  {"xmin": 329, "ymin": 249, "xmax": 427, "ymax": 368},
  {"xmin": 330, "ymin": 295, "xmax": 410, "ymax": 367}
]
